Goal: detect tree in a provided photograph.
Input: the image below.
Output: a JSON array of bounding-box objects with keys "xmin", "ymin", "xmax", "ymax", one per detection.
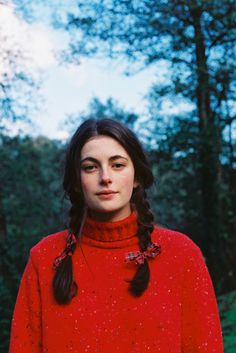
[
  {"xmin": 64, "ymin": 96, "xmax": 139, "ymax": 132},
  {"xmin": 0, "ymin": 0, "xmax": 43, "ymax": 241},
  {"xmin": 0, "ymin": 135, "xmax": 65, "ymax": 352},
  {"xmin": 59, "ymin": 0, "xmax": 236, "ymax": 292}
]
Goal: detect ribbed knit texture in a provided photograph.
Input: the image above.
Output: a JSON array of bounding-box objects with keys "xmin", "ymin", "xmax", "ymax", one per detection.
[{"xmin": 9, "ymin": 213, "xmax": 224, "ymax": 353}]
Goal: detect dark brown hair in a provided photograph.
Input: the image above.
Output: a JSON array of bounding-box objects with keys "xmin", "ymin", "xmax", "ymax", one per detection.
[{"xmin": 53, "ymin": 118, "xmax": 155, "ymax": 304}]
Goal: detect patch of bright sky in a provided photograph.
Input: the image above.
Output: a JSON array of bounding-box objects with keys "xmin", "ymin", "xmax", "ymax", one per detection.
[
  {"xmin": 0, "ymin": 0, "xmax": 159, "ymax": 139},
  {"xmin": 31, "ymin": 22, "xmax": 163, "ymax": 140},
  {"xmin": 2, "ymin": 1, "xmax": 194, "ymax": 140},
  {"xmin": 0, "ymin": 3, "xmax": 53, "ymax": 79}
]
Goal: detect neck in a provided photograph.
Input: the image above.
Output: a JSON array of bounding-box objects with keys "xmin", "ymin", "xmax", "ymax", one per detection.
[{"xmin": 88, "ymin": 205, "xmax": 132, "ymax": 222}]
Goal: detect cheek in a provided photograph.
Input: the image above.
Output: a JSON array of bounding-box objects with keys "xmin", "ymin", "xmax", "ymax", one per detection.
[
  {"xmin": 80, "ymin": 174, "xmax": 95, "ymax": 194},
  {"xmin": 119, "ymin": 171, "xmax": 135, "ymax": 190}
]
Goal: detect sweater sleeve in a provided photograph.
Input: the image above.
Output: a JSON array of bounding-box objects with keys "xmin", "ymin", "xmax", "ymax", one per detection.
[
  {"xmin": 181, "ymin": 243, "xmax": 224, "ymax": 353},
  {"xmin": 9, "ymin": 254, "xmax": 42, "ymax": 353}
]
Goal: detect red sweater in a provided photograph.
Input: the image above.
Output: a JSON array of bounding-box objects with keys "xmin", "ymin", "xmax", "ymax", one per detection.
[{"xmin": 9, "ymin": 213, "xmax": 224, "ymax": 352}]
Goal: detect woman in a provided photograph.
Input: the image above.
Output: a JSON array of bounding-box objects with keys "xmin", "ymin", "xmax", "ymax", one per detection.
[{"xmin": 10, "ymin": 118, "xmax": 224, "ymax": 352}]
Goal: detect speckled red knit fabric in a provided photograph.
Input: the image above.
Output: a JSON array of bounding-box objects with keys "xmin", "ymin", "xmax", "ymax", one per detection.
[{"xmin": 9, "ymin": 213, "xmax": 224, "ymax": 352}]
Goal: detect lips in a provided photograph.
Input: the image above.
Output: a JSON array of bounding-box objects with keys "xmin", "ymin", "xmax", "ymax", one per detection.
[{"xmin": 96, "ymin": 190, "xmax": 118, "ymax": 195}]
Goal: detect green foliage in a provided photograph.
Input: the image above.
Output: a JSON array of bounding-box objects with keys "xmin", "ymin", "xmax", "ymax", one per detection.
[
  {"xmin": 148, "ymin": 116, "xmax": 202, "ymax": 238},
  {"xmin": 0, "ymin": 134, "xmax": 67, "ymax": 352},
  {"xmin": 218, "ymin": 291, "xmax": 236, "ymax": 353}
]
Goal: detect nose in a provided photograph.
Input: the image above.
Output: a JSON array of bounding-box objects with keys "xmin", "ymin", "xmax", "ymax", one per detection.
[{"xmin": 100, "ymin": 168, "xmax": 112, "ymax": 185}]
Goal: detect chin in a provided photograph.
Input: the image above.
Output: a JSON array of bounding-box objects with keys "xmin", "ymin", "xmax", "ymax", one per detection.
[{"xmin": 96, "ymin": 206, "xmax": 120, "ymax": 213}]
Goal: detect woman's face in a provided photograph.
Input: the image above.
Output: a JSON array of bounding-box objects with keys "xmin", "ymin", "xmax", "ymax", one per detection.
[{"xmin": 80, "ymin": 135, "xmax": 138, "ymax": 221}]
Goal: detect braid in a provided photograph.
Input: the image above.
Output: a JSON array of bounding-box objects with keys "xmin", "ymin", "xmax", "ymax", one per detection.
[
  {"xmin": 53, "ymin": 191, "xmax": 86, "ymax": 304},
  {"xmin": 128, "ymin": 186, "xmax": 154, "ymax": 296}
]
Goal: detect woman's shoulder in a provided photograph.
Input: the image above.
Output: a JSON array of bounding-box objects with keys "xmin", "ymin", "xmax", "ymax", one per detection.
[
  {"xmin": 151, "ymin": 224, "xmax": 202, "ymax": 257},
  {"xmin": 29, "ymin": 229, "xmax": 68, "ymax": 263}
]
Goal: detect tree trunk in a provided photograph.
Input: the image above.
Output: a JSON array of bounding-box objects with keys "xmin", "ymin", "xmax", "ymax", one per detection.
[{"xmin": 190, "ymin": 6, "xmax": 224, "ymax": 292}]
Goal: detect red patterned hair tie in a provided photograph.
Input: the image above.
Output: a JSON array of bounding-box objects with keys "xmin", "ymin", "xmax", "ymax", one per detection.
[
  {"xmin": 125, "ymin": 242, "xmax": 161, "ymax": 265},
  {"xmin": 53, "ymin": 233, "xmax": 77, "ymax": 269}
]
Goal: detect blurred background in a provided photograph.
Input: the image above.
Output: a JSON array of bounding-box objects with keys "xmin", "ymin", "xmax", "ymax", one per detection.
[{"xmin": 0, "ymin": 0, "xmax": 235, "ymax": 351}]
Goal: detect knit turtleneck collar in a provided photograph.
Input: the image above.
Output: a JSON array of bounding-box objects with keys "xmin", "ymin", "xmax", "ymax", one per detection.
[{"xmin": 81, "ymin": 212, "xmax": 139, "ymax": 249}]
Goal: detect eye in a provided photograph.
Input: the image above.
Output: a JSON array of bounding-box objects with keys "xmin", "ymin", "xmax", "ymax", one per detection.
[
  {"xmin": 82, "ymin": 165, "xmax": 97, "ymax": 172},
  {"xmin": 112, "ymin": 163, "xmax": 125, "ymax": 169}
]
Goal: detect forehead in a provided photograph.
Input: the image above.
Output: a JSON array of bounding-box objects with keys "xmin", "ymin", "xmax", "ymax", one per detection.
[{"xmin": 81, "ymin": 135, "xmax": 130, "ymax": 159}]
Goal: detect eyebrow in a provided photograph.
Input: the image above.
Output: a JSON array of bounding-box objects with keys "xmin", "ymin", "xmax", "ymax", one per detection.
[{"xmin": 80, "ymin": 155, "xmax": 129, "ymax": 164}]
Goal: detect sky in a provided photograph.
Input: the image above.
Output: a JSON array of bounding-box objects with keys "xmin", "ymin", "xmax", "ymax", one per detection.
[
  {"xmin": 0, "ymin": 1, "xmax": 161, "ymax": 140},
  {"xmin": 38, "ymin": 57, "xmax": 158, "ymax": 139},
  {"xmin": 1, "ymin": 1, "xmax": 235, "ymax": 143}
]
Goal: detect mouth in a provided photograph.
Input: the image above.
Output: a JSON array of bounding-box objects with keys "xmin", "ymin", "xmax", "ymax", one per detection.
[{"xmin": 96, "ymin": 190, "xmax": 118, "ymax": 195}]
